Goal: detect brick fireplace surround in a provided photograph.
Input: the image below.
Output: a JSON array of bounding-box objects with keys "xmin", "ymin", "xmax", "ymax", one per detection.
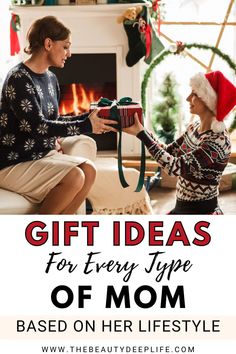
[{"xmin": 13, "ymin": 3, "xmax": 144, "ymax": 156}]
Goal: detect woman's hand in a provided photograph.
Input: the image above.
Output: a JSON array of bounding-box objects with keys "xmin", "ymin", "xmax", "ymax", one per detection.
[
  {"xmin": 89, "ymin": 109, "xmax": 118, "ymax": 134},
  {"xmin": 123, "ymin": 112, "xmax": 144, "ymax": 136}
]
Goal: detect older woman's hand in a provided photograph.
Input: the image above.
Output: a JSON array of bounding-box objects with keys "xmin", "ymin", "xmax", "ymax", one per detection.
[
  {"xmin": 89, "ymin": 109, "xmax": 118, "ymax": 134},
  {"xmin": 123, "ymin": 113, "xmax": 144, "ymax": 136}
]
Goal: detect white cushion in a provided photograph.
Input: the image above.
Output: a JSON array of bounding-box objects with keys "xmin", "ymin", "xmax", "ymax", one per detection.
[
  {"xmin": 0, "ymin": 189, "xmax": 38, "ymax": 214},
  {"xmin": 0, "ymin": 135, "xmax": 96, "ymax": 214}
]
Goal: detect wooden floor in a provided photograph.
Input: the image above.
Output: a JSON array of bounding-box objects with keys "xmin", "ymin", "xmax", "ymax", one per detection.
[{"xmin": 149, "ymin": 187, "xmax": 236, "ymax": 214}]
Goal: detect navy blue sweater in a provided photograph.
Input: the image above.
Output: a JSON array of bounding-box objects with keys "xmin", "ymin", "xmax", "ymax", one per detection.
[{"xmin": 0, "ymin": 63, "xmax": 92, "ymax": 170}]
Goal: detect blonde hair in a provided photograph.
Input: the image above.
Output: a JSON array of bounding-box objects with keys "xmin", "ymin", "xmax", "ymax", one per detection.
[{"xmin": 24, "ymin": 16, "xmax": 71, "ymax": 54}]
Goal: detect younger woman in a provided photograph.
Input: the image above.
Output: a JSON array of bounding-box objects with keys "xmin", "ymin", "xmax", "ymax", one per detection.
[{"xmin": 124, "ymin": 71, "xmax": 236, "ymax": 214}]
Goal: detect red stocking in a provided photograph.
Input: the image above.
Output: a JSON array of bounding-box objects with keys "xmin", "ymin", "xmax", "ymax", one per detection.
[{"xmin": 10, "ymin": 14, "xmax": 20, "ymax": 56}]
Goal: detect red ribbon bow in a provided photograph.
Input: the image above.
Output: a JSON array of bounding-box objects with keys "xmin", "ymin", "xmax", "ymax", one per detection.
[
  {"xmin": 138, "ymin": 17, "xmax": 152, "ymax": 59},
  {"xmin": 145, "ymin": 24, "xmax": 152, "ymax": 59}
]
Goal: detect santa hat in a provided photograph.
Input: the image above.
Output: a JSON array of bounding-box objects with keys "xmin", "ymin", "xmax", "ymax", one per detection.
[{"xmin": 190, "ymin": 70, "xmax": 236, "ymax": 133}]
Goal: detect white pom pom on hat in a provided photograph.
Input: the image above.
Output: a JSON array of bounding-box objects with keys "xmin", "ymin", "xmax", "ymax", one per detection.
[
  {"xmin": 190, "ymin": 70, "xmax": 236, "ymax": 133},
  {"xmin": 211, "ymin": 118, "xmax": 226, "ymax": 133}
]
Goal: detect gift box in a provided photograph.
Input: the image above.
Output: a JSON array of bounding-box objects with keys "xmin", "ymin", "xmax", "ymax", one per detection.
[
  {"xmin": 90, "ymin": 97, "xmax": 143, "ymax": 129},
  {"xmin": 90, "ymin": 97, "xmax": 145, "ymax": 192}
]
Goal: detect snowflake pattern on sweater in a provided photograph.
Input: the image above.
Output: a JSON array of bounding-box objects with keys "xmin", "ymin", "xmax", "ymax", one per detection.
[
  {"xmin": 137, "ymin": 121, "xmax": 231, "ymax": 202},
  {"xmin": 0, "ymin": 63, "xmax": 92, "ymax": 170}
]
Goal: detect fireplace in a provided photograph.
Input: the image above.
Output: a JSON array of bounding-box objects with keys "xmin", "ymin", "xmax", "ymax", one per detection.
[
  {"xmin": 13, "ymin": 3, "xmax": 143, "ymax": 156},
  {"xmin": 51, "ymin": 53, "xmax": 117, "ymax": 150}
]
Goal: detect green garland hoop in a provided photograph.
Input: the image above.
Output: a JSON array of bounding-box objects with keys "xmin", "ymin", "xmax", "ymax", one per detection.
[{"xmin": 141, "ymin": 43, "xmax": 236, "ymax": 131}]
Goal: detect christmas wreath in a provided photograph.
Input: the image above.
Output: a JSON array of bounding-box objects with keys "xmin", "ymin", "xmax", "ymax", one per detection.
[{"xmin": 141, "ymin": 42, "xmax": 236, "ymax": 132}]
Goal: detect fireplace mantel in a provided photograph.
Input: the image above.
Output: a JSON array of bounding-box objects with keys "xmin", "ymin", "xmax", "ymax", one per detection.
[
  {"xmin": 12, "ymin": 3, "xmax": 145, "ymax": 156},
  {"xmin": 12, "ymin": 3, "xmax": 144, "ymax": 18}
]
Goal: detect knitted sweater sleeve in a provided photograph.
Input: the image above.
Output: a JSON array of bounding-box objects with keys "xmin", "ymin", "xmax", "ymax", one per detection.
[
  {"xmin": 6, "ymin": 74, "xmax": 92, "ymax": 137},
  {"xmin": 57, "ymin": 113, "xmax": 89, "ymax": 123},
  {"xmin": 143, "ymin": 129, "xmax": 185, "ymax": 156},
  {"xmin": 137, "ymin": 129, "xmax": 230, "ymax": 178}
]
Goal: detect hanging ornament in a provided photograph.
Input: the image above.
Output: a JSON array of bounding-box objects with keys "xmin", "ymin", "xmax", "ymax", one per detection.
[
  {"xmin": 169, "ymin": 43, "xmax": 178, "ymax": 53},
  {"xmin": 10, "ymin": 13, "xmax": 21, "ymax": 56},
  {"xmin": 169, "ymin": 41, "xmax": 186, "ymax": 55}
]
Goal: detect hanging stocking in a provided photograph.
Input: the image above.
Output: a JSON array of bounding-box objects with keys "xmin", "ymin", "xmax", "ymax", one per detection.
[
  {"xmin": 123, "ymin": 20, "xmax": 146, "ymax": 67},
  {"xmin": 10, "ymin": 13, "xmax": 21, "ymax": 56},
  {"xmin": 140, "ymin": 7, "xmax": 165, "ymax": 65},
  {"xmin": 122, "ymin": 6, "xmax": 164, "ymax": 67}
]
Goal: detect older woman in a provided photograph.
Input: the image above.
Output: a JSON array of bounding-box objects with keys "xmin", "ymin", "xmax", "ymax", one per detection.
[
  {"xmin": 124, "ymin": 71, "xmax": 236, "ymax": 214},
  {"xmin": 0, "ymin": 16, "xmax": 117, "ymax": 214}
]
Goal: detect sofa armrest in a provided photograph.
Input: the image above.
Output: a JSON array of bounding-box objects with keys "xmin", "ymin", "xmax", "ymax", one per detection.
[{"xmin": 60, "ymin": 135, "xmax": 97, "ymax": 162}]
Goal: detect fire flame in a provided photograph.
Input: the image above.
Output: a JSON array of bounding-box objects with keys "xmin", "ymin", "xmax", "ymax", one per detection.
[{"xmin": 59, "ymin": 83, "xmax": 99, "ymax": 116}]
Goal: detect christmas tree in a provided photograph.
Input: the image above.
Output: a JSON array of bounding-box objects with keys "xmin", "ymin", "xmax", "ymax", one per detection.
[{"xmin": 152, "ymin": 72, "xmax": 180, "ymax": 144}]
